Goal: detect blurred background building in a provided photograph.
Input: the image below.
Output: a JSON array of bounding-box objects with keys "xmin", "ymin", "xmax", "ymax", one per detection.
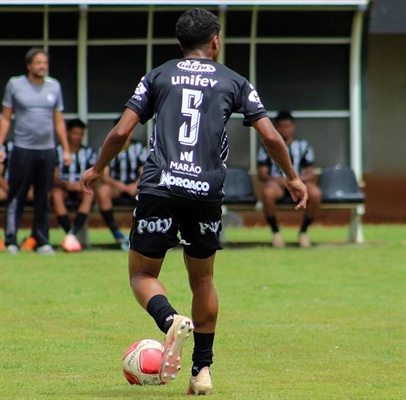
[{"xmin": 0, "ymin": 0, "xmax": 405, "ymax": 222}]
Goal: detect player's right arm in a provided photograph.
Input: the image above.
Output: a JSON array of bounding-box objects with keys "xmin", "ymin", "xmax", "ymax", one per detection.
[
  {"xmin": 0, "ymin": 106, "xmax": 12, "ymax": 162},
  {"xmin": 252, "ymin": 117, "xmax": 308, "ymax": 210}
]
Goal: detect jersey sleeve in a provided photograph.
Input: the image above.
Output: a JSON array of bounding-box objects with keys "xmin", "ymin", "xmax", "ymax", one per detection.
[
  {"xmin": 2, "ymin": 79, "xmax": 14, "ymax": 108},
  {"xmin": 236, "ymin": 79, "xmax": 268, "ymax": 126},
  {"xmin": 300, "ymin": 141, "xmax": 315, "ymax": 168},
  {"xmin": 125, "ymin": 74, "xmax": 154, "ymax": 124}
]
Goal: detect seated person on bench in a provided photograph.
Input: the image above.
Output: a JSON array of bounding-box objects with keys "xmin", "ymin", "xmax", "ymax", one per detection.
[
  {"xmin": 0, "ymin": 141, "xmax": 35, "ymax": 251},
  {"xmin": 52, "ymin": 119, "xmax": 97, "ymax": 252},
  {"xmin": 257, "ymin": 111, "xmax": 321, "ymax": 248},
  {"xmin": 96, "ymin": 119, "xmax": 148, "ymax": 250}
]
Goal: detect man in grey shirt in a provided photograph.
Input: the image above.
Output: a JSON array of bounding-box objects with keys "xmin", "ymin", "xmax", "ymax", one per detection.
[{"xmin": 0, "ymin": 47, "xmax": 71, "ymax": 254}]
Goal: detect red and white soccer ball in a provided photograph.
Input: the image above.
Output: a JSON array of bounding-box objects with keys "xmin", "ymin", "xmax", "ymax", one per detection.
[{"xmin": 122, "ymin": 339, "xmax": 164, "ymax": 386}]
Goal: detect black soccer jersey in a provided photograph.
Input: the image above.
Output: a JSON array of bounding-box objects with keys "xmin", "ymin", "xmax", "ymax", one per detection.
[
  {"xmin": 257, "ymin": 139, "xmax": 315, "ymax": 177},
  {"xmin": 56, "ymin": 144, "xmax": 97, "ymax": 183},
  {"xmin": 125, "ymin": 58, "xmax": 268, "ymax": 204},
  {"xmin": 108, "ymin": 142, "xmax": 148, "ymax": 184}
]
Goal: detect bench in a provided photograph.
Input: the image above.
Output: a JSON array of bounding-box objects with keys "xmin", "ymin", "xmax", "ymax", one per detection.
[{"xmin": 222, "ymin": 166, "xmax": 366, "ymax": 243}]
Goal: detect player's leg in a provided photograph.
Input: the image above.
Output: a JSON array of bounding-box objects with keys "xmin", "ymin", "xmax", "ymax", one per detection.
[
  {"xmin": 262, "ymin": 181, "xmax": 285, "ymax": 247},
  {"xmin": 128, "ymin": 194, "xmax": 193, "ymax": 384},
  {"xmin": 97, "ymin": 182, "xmax": 126, "ymax": 243},
  {"xmin": 179, "ymin": 202, "xmax": 222, "ymax": 395},
  {"xmin": 31, "ymin": 149, "xmax": 56, "ymax": 254},
  {"xmin": 299, "ymin": 181, "xmax": 322, "ymax": 247},
  {"xmin": 51, "ymin": 187, "xmax": 70, "ymax": 233},
  {"xmin": 4, "ymin": 147, "xmax": 35, "ymax": 252},
  {"xmin": 184, "ymin": 253, "xmax": 216, "ymax": 395}
]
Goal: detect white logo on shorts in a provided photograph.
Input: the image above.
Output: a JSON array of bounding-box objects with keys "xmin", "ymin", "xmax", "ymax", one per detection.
[
  {"xmin": 199, "ymin": 221, "xmax": 221, "ymax": 235},
  {"xmin": 137, "ymin": 218, "xmax": 172, "ymax": 234}
]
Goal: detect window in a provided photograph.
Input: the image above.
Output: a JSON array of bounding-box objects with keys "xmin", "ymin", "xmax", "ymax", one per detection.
[
  {"xmin": 49, "ymin": 12, "xmax": 78, "ymax": 40},
  {"xmin": 226, "ymin": 10, "xmax": 252, "ymax": 37},
  {"xmin": 88, "ymin": 45, "xmax": 146, "ymax": 112},
  {"xmin": 256, "ymin": 44, "xmax": 349, "ymax": 110},
  {"xmin": 0, "ymin": 11, "xmax": 43, "ymax": 39},
  {"xmin": 88, "ymin": 12, "xmax": 148, "ymax": 39}
]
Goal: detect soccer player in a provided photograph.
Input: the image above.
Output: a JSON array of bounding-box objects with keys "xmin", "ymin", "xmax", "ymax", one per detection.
[
  {"xmin": 52, "ymin": 118, "xmax": 97, "ymax": 252},
  {"xmin": 81, "ymin": 8, "xmax": 308, "ymax": 395},
  {"xmin": 257, "ymin": 111, "xmax": 321, "ymax": 248},
  {"xmin": 0, "ymin": 48, "xmax": 71, "ymax": 255},
  {"xmin": 96, "ymin": 118, "xmax": 148, "ymax": 250}
]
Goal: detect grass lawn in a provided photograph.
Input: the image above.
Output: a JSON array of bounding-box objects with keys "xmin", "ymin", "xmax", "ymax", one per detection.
[{"xmin": 0, "ymin": 225, "xmax": 405, "ymax": 399}]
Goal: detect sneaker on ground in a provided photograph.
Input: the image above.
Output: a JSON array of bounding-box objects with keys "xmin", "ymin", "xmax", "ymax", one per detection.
[
  {"xmin": 37, "ymin": 244, "xmax": 55, "ymax": 255},
  {"xmin": 159, "ymin": 315, "xmax": 194, "ymax": 384},
  {"xmin": 20, "ymin": 236, "xmax": 37, "ymax": 251},
  {"xmin": 61, "ymin": 233, "xmax": 82, "ymax": 252},
  {"xmin": 299, "ymin": 232, "xmax": 311, "ymax": 248},
  {"xmin": 0, "ymin": 238, "xmax": 6, "ymax": 251},
  {"xmin": 272, "ymin": 232, "xmax": 284, "ymax": 248},
  {"xmin": 6, "ymin": 244, "xmax": 19, "ymax": 255},
  {"xmin": 187, "ymin": 367, "xmax": 212, "ymax": 396}
]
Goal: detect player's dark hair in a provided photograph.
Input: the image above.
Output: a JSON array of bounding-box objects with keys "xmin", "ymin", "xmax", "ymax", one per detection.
[
  {"xmin": 25, "ymin": 48, "xmax": 48, "ymax": 64},
  {"xmin": 274, "ymin": 110, "xmax": 295, "ymax": 124},
  {"xmin": 175, "ymin": 8, "xmax": 221, "ymax": 52},
  {"xmin": 66, "ymin": 118, "xmax": 86, "ymax": 131}
]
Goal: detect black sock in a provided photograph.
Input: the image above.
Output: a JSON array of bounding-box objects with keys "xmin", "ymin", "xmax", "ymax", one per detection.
[
  {"xmin": 267, "ymin": 216, "xmax": 279, "ymax": 233},
  {"xmin": 100, "ymin": 209, "xmax": 119, "ymax": 234},
  {"xmin": 146, "ymin": 294, "xmax": 178, "ymax": 334},
  {"xmin": 57, "ymin": 215, "xmax": 71, "ymax": 233},
  {"xmin": 71, "ymin": 212, "xmax": 88, "ymax": 235},
  {"xmin": 300, "ymin": 217, "xmax": 314, "ymax": 233},
  {"xmin": 191, "ymin": 332, "xmax": 215, "ymax": 376}
]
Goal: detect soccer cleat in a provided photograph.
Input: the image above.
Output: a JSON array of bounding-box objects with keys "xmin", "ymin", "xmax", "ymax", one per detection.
[
  {"xmin": 61, "ymin": 233, "xmax": 82, "ymax": 252},
  {"xmin": 159, "ymin": 315, "xmax": 194, "ymax": 384},
  {"xmin": 20, "ymin": 236, "xmax": 37, "ymax": 251},
  {"xmin": 299, "ymin": 233, "xmax": 311, "ymax": 248},
  {"xmin": 272, "ymin": 232, "xmax": 284, "ymax": 248},
  {"xmin": 0, "ymin": 238, "xmax": 6, "ymax": 251},
  {"xmin": 187, "ymin": 367, "xmax": 212, "ymax": 396},
  {"xmin": 37, "ymin": 244, "xmax": 56, "ymax": 255},
  {"xmin": 6, "ymin": 244, "xmax": 19, "ymax": 255}
]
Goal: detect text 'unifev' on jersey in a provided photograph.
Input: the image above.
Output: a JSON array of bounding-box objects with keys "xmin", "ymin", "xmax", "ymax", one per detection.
[{"xmin": 125, "ymin": 58, "xmax": 268, "ymax": 204}]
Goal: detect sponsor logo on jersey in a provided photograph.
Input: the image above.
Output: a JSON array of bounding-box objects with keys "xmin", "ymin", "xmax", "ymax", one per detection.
[
  {"xmin": 132, "ymin": 80, "xmax": 147, "ymax": 101},
  {"xmin": 159, "ymin": 171, "xmax": 210, "ymax": 192},
  {"xmin": 177, "ymin": 60, "xmax": 216, "ymax": 73},
  {"xmin": 47, "ymin": 93, "xmax": 55, "ymax": 103},
  {"xmin": 137, "ymin": 218, "xmax": 172, "ymax": 234},
  {"xmin": 170, "ymin": 161, "xmax": 201, "ymax": 174},
  {"xmin": 199, "ymin": 221, "xmax": 221, "ymax": 235},
  {"xmin": 180, "ymin": 150, "xmax": 193, "ymax": 162},
  {"xmin": 248, "ymin": 84, "xmax": 264, "ymax": 108},
  {"xmin": 171, "ymin": 75, "xmax": 218, "ymax": 88}
]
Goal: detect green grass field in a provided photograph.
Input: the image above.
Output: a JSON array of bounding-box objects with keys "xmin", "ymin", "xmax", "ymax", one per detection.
[{"xmin": 1, "ymin": 225, "xmax": 405, "ymax": 400}]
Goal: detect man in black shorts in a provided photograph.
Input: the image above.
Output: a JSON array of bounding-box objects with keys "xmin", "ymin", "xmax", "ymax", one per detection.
[{"xmin": 81, "ymin": 8, "xmax": 308, "ymax": 395}]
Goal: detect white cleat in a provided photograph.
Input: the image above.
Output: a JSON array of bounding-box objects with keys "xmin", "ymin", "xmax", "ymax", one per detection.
[
  {"xmin": 187, "ymin": 367, "xmax": 212, "ymax": 396},
  {"xmin": 159, "ymin": 315, "xmax": 194, "ymax": 384}
]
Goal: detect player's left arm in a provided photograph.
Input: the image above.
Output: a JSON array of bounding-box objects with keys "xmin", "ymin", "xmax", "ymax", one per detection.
[{"xmin": 54, "ymin": 110, "xmax": 71, "ymax": 166}]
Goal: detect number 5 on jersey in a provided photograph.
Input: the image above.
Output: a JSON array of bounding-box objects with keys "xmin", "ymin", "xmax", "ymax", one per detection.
[{"xmin": 178, "ymin": 88, "xmax": 203, "ymax": 147}]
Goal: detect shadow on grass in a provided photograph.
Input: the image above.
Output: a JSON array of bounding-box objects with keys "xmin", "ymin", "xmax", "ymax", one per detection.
[{"xmin": 71, "ymin": 241, "xmax": 373, "ymax": 252}]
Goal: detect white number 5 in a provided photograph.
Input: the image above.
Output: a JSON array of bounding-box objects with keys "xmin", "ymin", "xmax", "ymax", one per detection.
[{"xmin": 178, "ymin": 88, "xmax": 203, "ymax": 146}]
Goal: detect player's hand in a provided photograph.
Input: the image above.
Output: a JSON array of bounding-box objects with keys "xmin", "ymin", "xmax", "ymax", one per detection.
[
  {"xmin": 81, "ymin": 167, "xmax": 103, "ymax": 195},
  {"xmin": 0, "ymin": 149, "xmax": 5, "ymax": 163},
  {"xmin": 286, "ymin": 177, "xmax": 308, "ymax": 210},
  {"xmin": 63, "ymin": 150, "xmax": 72, "ymax": 166}
]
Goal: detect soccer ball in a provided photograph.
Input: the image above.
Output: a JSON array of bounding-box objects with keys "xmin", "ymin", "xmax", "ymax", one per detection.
[{"xmin": 122, "ymin": 339, "xmax": 164, "ymax": 386}]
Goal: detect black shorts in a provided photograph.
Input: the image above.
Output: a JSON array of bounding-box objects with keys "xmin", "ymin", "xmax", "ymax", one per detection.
[{"xmin": 129, "ymin": 194, "xmax": 223, "ymax": 259}]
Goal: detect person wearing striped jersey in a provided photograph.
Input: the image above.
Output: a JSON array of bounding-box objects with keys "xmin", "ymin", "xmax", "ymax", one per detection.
[
  {"xmin": 96, "ymin": 119, "xmax": 148, "ymax": 250},
  {"xmin": 257, "ymin": 111, "xmax": 321, "ymax": 247},
  {"xmin": 52, "ymin": 119, "xmax": 97, "ymax": 252}
]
